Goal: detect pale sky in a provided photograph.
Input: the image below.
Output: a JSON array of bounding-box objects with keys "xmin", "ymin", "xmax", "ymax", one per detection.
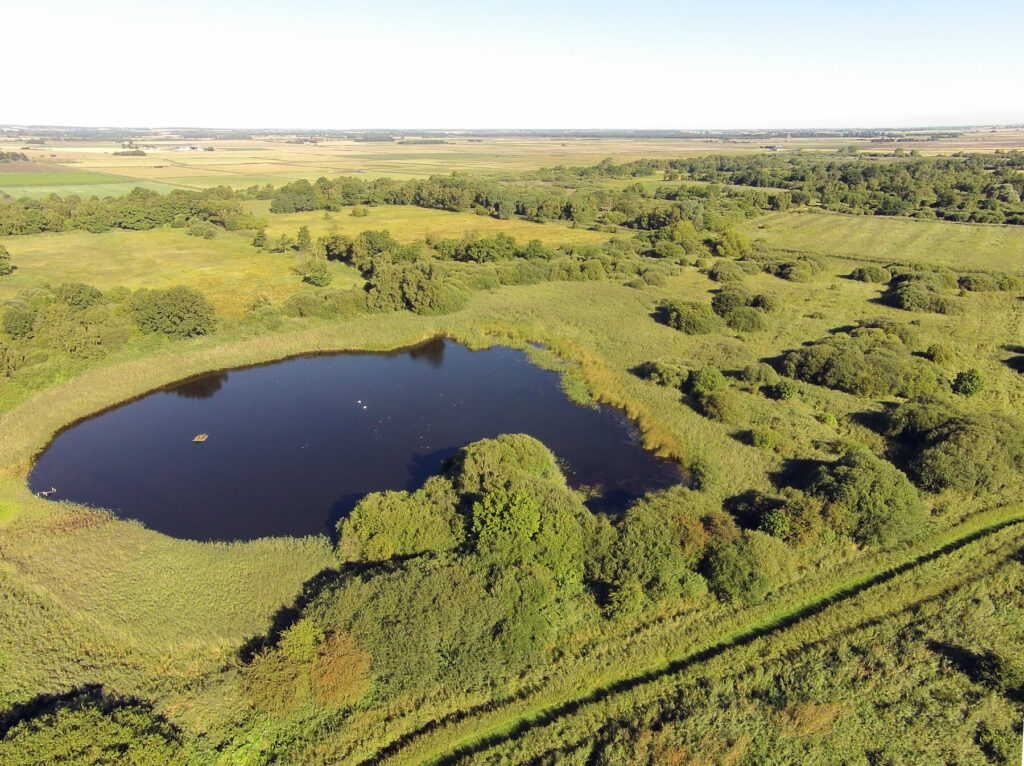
[{"xmin": 5, "ymin": 0, "xmax": 1023, "ymax": 129}]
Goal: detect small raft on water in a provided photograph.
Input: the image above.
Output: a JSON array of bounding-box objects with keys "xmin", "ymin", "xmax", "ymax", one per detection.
[{"xmin": 193, "ymin": 434, "xmax": 209, "ymax": 443}]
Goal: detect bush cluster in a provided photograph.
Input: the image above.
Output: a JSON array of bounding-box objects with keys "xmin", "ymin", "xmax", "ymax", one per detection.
[
  {"xmin": 885, "ymin": 269, "xmax": 959, "ymax": 314},
  {"xmin": 887, "ymin": 401, "xmax": 1024, "ymax": 495},
  {"xmin": 781, "ymin": 325, "xmax": 942, "ymax": 398}
]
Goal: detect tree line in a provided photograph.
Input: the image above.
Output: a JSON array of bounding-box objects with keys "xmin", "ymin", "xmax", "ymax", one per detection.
[
  {"xmin": 0, "ymin": 186, "xmax": 260, "ymax": 236},
  {"xmin": 538, "ymin": 151, "xmax": 1024, "ymax": 224}
]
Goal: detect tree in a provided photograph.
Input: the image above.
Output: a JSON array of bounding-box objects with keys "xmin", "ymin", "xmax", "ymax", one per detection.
[
  {"xmin": 251, "ymin": 228, "xmax": 267, "ymax": 249},
  {"xmin": 337, "ymin": 476, "xmax": 464, "ymax": 561},
  {"xmin": 2, "ymin": 304, "xmax": 35, "ymax": 339},
  {"xmin": 663, "ymin": 300, "xmax": 720, "ymax": 335},
  {"xmin": 296, "ymin": 225, "xmax": 312, "ymax": 252},
  {"xmin": 0, "ymin": 243, "xmax": 11, "ymax": 276},
  {"xmin": 809, "ymin": 448, "xmax": 922, "ymax": 546},
  {"xmin": 471, "ymin": 489, "xmax": 541, "ymax": 557},
  {"xmin": 298, "ymin": 257, "xmax": 332, "ymax": 287},
  {"xmin": 54, "ymin": 282, "xmax": 102, "ymax": 310},
  {"xmin": 0, "ymin": 689, "xmax": 185, "ymax": 766},
  {"xmin": 129, "ymin": 286, "xmax": 215, "ymax": 338},
  {"xmin": 703, "ymin": 530, "xmax": 794, "ymax": 604}
]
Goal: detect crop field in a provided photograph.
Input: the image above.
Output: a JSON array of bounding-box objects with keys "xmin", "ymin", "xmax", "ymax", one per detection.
[{"xmin": 4, "ymin": 126, "xmax": 1024, "ymax": 196}]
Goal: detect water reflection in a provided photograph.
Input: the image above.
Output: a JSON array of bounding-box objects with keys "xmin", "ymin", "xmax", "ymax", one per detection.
[{"xmin": 30, "ymin": 339, "xmax": 683, "ymax": 541}]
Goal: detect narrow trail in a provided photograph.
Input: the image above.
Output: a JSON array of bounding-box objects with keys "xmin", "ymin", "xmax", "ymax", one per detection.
[{"xmin": 360, "ymin": 510, "xmax": 1024, "ymax": 766}]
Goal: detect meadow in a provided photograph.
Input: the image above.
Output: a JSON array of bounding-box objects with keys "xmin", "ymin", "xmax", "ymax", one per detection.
[
  {"xmin": 1, "ymin": 142, "xmax": 1023, "ymax": 764},
  {"xmin": 255, "ymin": 203, "xmax": 611, "ymax": 246},
  {"xmin": 737, "ymin": 208, "xmax": 1024, "ymax": 273},
  {"xmin": 0, "ymin": 228, "xmax": 364, "ymax": 316}
]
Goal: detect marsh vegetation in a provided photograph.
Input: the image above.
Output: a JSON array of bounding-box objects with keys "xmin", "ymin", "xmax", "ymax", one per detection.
[{"xmin": 1, "ymin": 134, "xmax": 1023, "ymax": 764}]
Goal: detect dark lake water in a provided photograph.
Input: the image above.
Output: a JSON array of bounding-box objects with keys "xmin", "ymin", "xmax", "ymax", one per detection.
[{"xmin": 29, "ymin": 338, "xmax": 683, "ymax": 541}]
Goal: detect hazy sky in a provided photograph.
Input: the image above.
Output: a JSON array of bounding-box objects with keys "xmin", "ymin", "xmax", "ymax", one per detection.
[{"xmin": 6, "ymin": 0, "xmax": 1023, "ymax": 129}]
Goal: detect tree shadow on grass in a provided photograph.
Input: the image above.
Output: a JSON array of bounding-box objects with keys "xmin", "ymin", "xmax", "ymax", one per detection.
[
  {"xmin": 847, "ymin": 404, "xmax": 896, "ymax": 436},
  {"xmin": 236, "ymin": 554, "xmax": 421, "ymax": 664},
  {"xmin": 768, "ymin": 457, "xmax": 829, "ymax": 492},
  {"xmin": 0, "ymin": 684, "xmax": 176, "ymax": 740},
  {"xmin": 927, "ymin": 641, "xmax": 1024, "ymax": 702}
]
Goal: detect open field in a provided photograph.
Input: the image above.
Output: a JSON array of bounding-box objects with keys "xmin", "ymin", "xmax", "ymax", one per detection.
[
  {"xmin": 256, "ymin": 203, "xmax": 613, "ymax": 245},
  {"xmin": 4, "ymin": 126, "xmax": 1024, "ymax": 197},
  {"xmin": 0, "ymin": 229, "xmax": 364, "ymax": 315},
  {"xmin": 737, "ymin": 208, "xmax": 1024, "ymax": 273}
]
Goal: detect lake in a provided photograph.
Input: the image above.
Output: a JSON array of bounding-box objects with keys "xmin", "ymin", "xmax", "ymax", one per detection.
[{"xmin": 29, "ymin": 338, "xmax": 684, "ymax": 540}]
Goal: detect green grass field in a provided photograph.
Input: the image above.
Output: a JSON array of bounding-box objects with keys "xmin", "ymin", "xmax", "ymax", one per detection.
[
  {"xmin": 256, "ymin": 203, "xmax": 612, "ymax": 246},
  {"xmin": 737, "ymin": 208, "xmax": 1024, "ymax": 273},
  {"xmin": 0, "ymin": 179, "xmax": 178, "ymax": 199},
  {"xmin": 0, "ymin": 172, "xmax": 121, "ymax": 186},
  {"xmin": 0, "ymin": 228, "xmax": 364, "ymax": 315}
]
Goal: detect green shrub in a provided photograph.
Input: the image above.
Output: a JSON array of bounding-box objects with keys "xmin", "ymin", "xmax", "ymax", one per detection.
[
  {"xmin": 778, "ymin": 260, "xmax": 813, "ymax": 282},
  {"xmin": 766, "ymin": 379, "xmax": 798, "ymax": 400},
  {"xmin": 608, "ymin": 489, "xmax": 711, "ymax": 607},
  {"xmin": 0, "ymin": 337, "xmax": 24, "ymax": 377},
  {"xmin": 31, "ymin": 303, "xmax": 104, "ymax": 359},
  {"xmin": 54, "ymin": 282, "xmax": 103, "ymax": 310},
  {"xmin": 638, "ymin": 357, "xmax": 690, "ymax": 389},
  {"xmin": 850, "ymin": 264, "xmax": 892, "ymax": 283},
  {"xmin": 708, "ymin": 260, "xmax": 745, "ymax": 283},
  {"xmin": 976, "ymin": 650, "xmax": 1024, "ymax": 696},
  {"xmin": 338, "ymin": 476, "xmax": 465, "ymax": 561},
  {"xmin": 725, "ymin": 306, "xmax": 768, "ymax": 332},
  {"xmin": 471, "ymin": 489, "xmax": 542, "ymax": 557},
  {"xmin": 809, "ymin": 448, "xmax": 923, "ymax": 546},
  {"xmin": 906, "ymin": 413, "xmax": 1024, "ymax": 494},
  {"xmin": 367, "ymin": 261, "xmax": 468, "ymax": 315},
  {"xmin": 185, "ymin": 219, "xmax": 217, "ymax": 239},
  {"xmin": 925, "ymin": 343, "xmax": 955, "ymax": 368},
  {"xmin": 703, "ymin": 531, "xmax": 795, "ymax": 604},
  {"xmin": 887, "ymin": 272, "xmax": 959, "ymax": 314},
  {"xmin": 957, "ymin": 273, "xmax": 999, "ymax": 292},
  {"xmin": 651, "ymin": 240, "xmax": 685, "ymax": 260},
  {"xmin": 711, "ymin": 286, "xmax": 752, "ymax": 317},
  {"xmin": 750, "ymin": 292, "xmax": 780, "ymax": 313},
  {"xmin": 687, "ymin": 365, "xmax": 726, "ymax": 396},
  {"xmin": 299, "ymin": 257, "xmax": 333, "ymax": 287},
  {"xmin": 856, "ymin": 317, "xmax": 917, "ymax": 345},
  {"xmin": 0, "ymin": 690, "xmax": 184, "ymax": 766},
  {"xmin": 781, "ymin": 328, "xmax": 941, "ymax": 398},
  {"xmin": 698, "ymin": 389, "xmax": 747, "ymax": 424},
  {"xmin": 129, "ymin": 286, "xmax": 215, "ymax": 338},
  {"xmin": 749, "ymin": 427, "xmax": 783, "ymax": 452},
  {"xmin": 322, "ymin": 289, "xmax": 368, "ymax": 318},
  {"xmin": 740, "ymin": 362, "xmax": 778, "ymax": 387},
  {"xmin": 448, "ymin": 434, "xmax": 567, "ymax": 498},
  {"xmin": 0, "ymin": 244, "xmax": 11, "ymax": 276},
  {"xmin": 663, "ymin": 300, "xmax": 720, "ymax": 334},
  {"xmin": 2, "ymin": 304, "xmax": 35, "ymax": 339},
  {"xmin": 710, "ymin": 228, "xmax": 750, "ymax": 258},
  {"xmin": 952, "ymin": 368, "xmax": 984, "ymax": 397}
]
